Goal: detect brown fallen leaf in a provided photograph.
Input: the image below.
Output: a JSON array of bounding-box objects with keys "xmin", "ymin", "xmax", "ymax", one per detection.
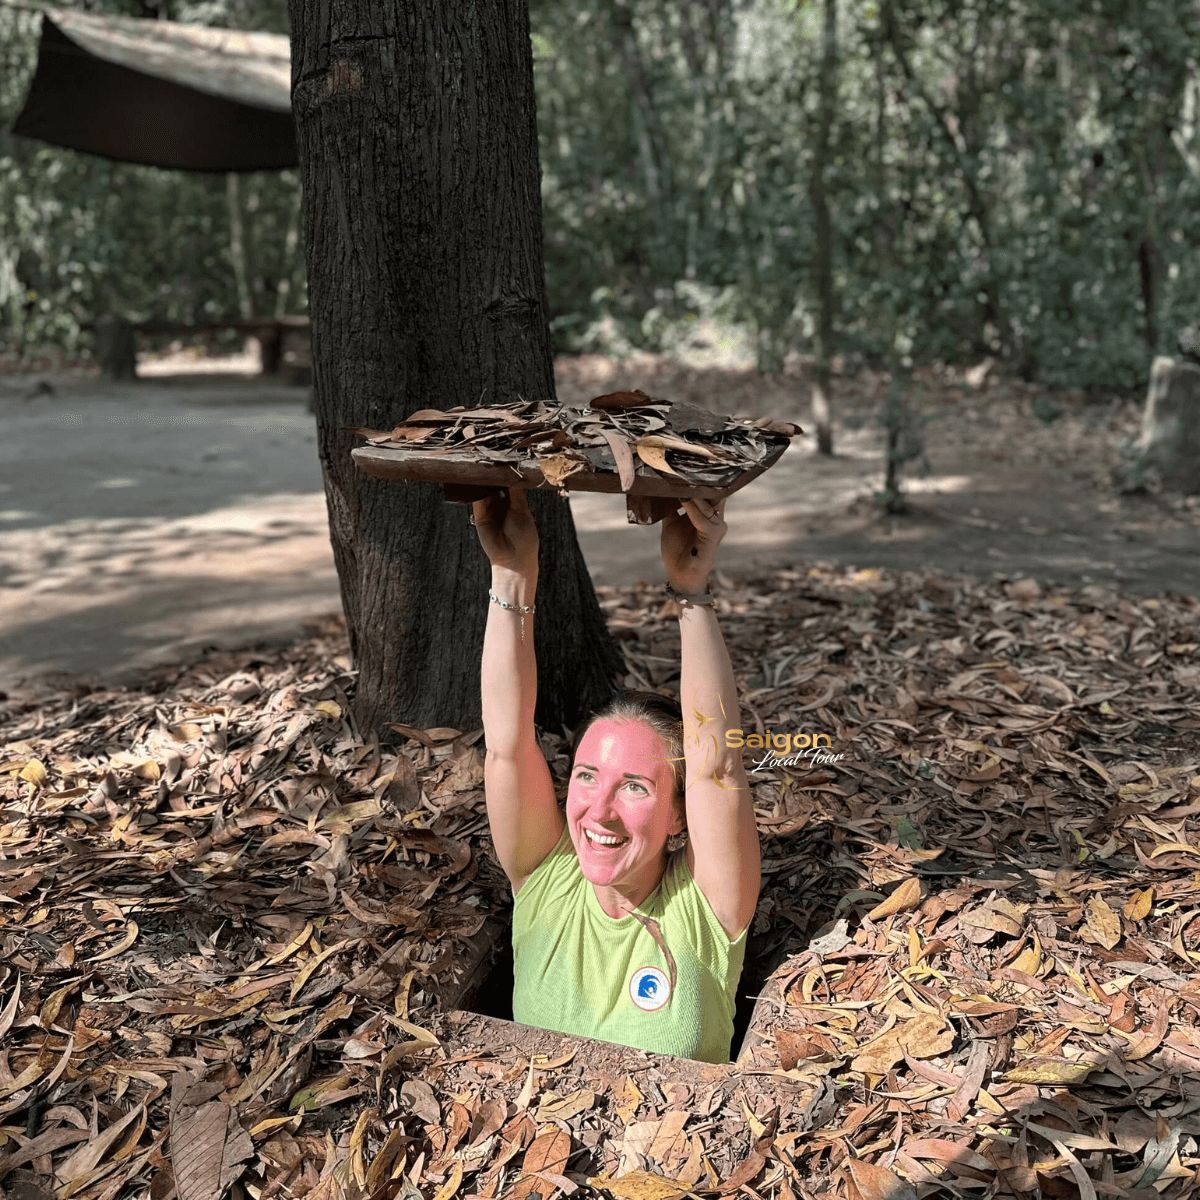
[
  {"xmin": 0, "ymin": 977, "xmax": 20, "ymax": 1040},
  {"xmin": 775, "ymin": 1029, "xmax": 834, "ymax": 1071},
  {"xmin": 1004, "ymin": 1054, "xmax": 1106, "ymax": 1085},
  {"xmin": 401, "ymin": 1079, "xmax": 440, "ymax": 1126},
  {"xmin": 538, "ymin": 453, "xmax": 592, "ymax": 490},
  {"xmin": 901, "ymin": 1139, "xmax": 992, "ymax": 1172},
  {"xmin": 614, "ymin": 1076, "xmax": 644, "ymax": 1125},
  {"xmin": 168, "ymin": 1070, "xmax": 254, "ymax": 1200},
  {"xmin": 18, "ymin": 759, "xmax": 47, "ymax": 787},
  {"xmin": 516, "ymin": 1128, "xmax": 573, "ymax": 1199},
  {"xmin": 588, "ymin": 1170, "xmax": 687, "ymax": 1200},
  {"xmin": 468, "ymin": 1096, "xmax": 509, "ymax": 1146},
  {"xmin": 867, "ymin": 876, "xmax": 922, "ymax": 920},
  {"xmin": 845, "ymin": 1157, "xmax": 917, "ymax": 1200},
  {"xmin": 56, "ymin": 1102, "xmax": 146, "ymax": 1195},
  {"xmin": 903, "ymin": 1013, "xmax": 956, "ymax": 1058},
  {"xmin": 959, "ymin": 906, "xmax": 1023, "ymax": 938},
  {"xmin": 589, "ymin": 389, "xmax": 655, "ymax": 410},
  {"xmin": 431, "ymin": 1160, "xmax": 464, "ymax": 1200},
  {"xmin": 1007, "ymin": 930, "xmax": 1042, "ymax": 977},
  {"xmin": 751, "ymin": 416, "xmax": 804, "ymax": 437},
  {"xmin": 1124, "ymin": 886, "xmax": 1154, "ymax": 921},
  {"xmin": 647, "ymin": 1110, "xmax": 690, "ymax": 1169},
  {"xmin": 947, "ymin": 1040, "xmax": 991, "ymax": 1121},
  {"xmin": 852, "ymin": 1013, "xmax": 953, "ymax": 1075},
  {"xmin": 1085, "ymin": 896, "xmax": 1122, "ymax": 949},
  {"xmin": 385, "ymin": 722, "xmax": 461, "ymax": 746},
  {"xmin": 600, "ymin": 428, "xmax": 637, "ymax": 492},
  {"xmin": 0, "ymin": 1126, "xmax": 91, "ymax": 1178},
  {"xmin": 405, "ymin": 408, "xmax": 460, "ymax": 423},
  {"xmin": 633, "ymin": 440, "xmax": 682, "ymax": 478},
  {"xmin": 1114, "ymin": 1110, "xmax": 1159, "ymax": 1153},
  {"xmin": 635, "ymin": 433, "xmax": 727, "ymax": 461},
  {"xmin": 536, "ymin": 1087, "xmax": 595, "ymax": 1123},
  {"xmin": 710, "ymin": 1149, "xmax": 766, "ymax": 1195},
  {"xmin": 1118, "ymin": 1000, "xmax": 1170, "ymax": 1061}
]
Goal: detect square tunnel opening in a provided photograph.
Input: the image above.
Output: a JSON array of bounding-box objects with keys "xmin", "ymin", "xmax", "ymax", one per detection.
[{"xmin": 451, "ymin": 904, "xmax": 804, "ymax": 1065}]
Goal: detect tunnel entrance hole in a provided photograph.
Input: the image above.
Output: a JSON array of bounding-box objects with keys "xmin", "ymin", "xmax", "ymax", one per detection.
[{"xmin": 453, "ymin": 904, "xmax": 805, "ymax": 1065}]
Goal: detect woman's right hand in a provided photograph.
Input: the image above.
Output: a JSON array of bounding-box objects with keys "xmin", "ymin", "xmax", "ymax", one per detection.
[{"xmin": 472, "ymin": 488, "xmax": 539, "ymax": 576}]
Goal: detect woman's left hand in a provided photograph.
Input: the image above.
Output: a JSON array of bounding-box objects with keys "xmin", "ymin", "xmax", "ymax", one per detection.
[{"xmin": 660, "ymin": 496, "xmax": 728, "ymax": 594}]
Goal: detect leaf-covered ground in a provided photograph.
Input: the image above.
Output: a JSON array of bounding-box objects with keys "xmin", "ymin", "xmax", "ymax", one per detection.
[{"xmin": 2, "ymin": 563, "xmax": 1200, "ymax": 1200}]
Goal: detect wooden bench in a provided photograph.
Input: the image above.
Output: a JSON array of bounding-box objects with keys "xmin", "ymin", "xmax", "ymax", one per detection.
[{"xmin": 91, "ymin": 314, "xmax": 310, "ymax": 380}]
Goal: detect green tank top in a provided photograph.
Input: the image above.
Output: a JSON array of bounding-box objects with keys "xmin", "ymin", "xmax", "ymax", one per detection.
[{"xmin": 511, "ymin": 825, "xmax": 748, "ymax": 1064}]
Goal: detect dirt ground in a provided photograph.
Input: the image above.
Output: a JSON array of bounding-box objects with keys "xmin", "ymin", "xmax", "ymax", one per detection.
[{"xmin": 2, "ymin": 345, "xmax": 1198, "ymax": 696}]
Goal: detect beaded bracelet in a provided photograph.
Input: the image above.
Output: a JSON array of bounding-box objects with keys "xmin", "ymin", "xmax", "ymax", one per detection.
[{"xmin": 489, "ymin": 591, "xmax": 536, "ymax": 643}]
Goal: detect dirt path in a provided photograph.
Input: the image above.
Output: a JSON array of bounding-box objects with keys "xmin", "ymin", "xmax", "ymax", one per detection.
[{"xmin": 3, "ymin": 352, "xmax": 1198, "ymax": 694}]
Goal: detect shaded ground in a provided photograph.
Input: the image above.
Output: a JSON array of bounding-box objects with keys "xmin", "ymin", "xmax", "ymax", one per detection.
[
  {"xmin": 1, "ymin": 561, "xmax": 1198, "ymax": 1198},
  {"xmin": 2, "ymin": 347, "xmax": 1199, "ymax": 694}
]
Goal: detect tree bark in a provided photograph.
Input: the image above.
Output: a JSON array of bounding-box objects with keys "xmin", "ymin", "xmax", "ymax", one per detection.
[
  {"xmin": 809, "ymin": 0, "xmax": 837, "ymax": 456},
  {"xmin": 869, "ymin": 17, "xmax": 908, "ymax": 513},
  {"xmin": 226, "ymin": 172, "xmax": 253, "ymax": 321},
  {"xmin": 288, "ymin": 0, "xmax": 626, "ymax": 737}
]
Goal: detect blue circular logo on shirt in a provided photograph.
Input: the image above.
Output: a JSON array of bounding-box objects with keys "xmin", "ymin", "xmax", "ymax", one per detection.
[{"xmin": 629, "ymin": 965, "xmax": 671, "ymax": 1011}]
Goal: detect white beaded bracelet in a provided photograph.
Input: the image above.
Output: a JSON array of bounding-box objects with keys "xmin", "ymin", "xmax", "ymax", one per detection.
[{"xmin": 489, "ymin": 591, "xmax": 536, "ymax": 643}]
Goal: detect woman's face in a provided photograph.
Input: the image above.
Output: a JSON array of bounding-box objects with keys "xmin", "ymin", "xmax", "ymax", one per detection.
[{"xmin": 566, "ymin": 719, "xmax": 682, "ymax": 892}]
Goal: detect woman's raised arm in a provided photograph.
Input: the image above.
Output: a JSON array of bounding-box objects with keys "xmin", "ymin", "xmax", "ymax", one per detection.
[
  {"xmin": 474, "ymin": 489, "xmax": 564, "ymax": 890},
  {"xmin": 662, "ymin": 498, "xmax": 760, "ymax": 941}
]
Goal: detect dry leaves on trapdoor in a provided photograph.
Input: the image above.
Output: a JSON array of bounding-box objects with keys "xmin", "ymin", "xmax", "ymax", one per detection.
[{"xmin": 350, "ymin": 391, "xmax": 802, "ymax": 498}]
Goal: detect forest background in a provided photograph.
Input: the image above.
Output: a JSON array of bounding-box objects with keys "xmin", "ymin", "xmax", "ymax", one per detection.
[{"xmin": 2, "ymin": 0, "xmax": 1200, "ymax": 399}]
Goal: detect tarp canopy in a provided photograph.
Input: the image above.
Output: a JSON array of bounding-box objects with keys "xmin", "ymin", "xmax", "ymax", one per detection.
[{"xmin": 10, "ymin": 6, "xmax": 296, "ymax": 172}]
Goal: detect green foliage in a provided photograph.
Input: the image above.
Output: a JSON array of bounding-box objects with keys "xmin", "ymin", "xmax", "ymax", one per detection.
[
  {"xmin": 3, "ymin": 0, "xmax": 1200, "ymax": 400},
  {"xmin": 1031, "ymin": 394, "xmax": 1062, "ymax": 425},
  {"xmin": 531, "ymin": 0, "xmax": 1200, "ymax": 393},
  {"xmin": 0, "ymin": 0, "xmax": 301, "ymax": 361}
]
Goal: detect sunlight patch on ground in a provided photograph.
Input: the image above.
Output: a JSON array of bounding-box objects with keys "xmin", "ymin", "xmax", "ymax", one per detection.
[
  {"xmin": 137, "ymin": 344, "xmax": 262, "ymax": 375},
  {"xmin": 0, "ymin": 494, "xmax": 331, "ymax": 595},
  {"xmin": 789, "ymin": 427, "xmax": 887, "ymax": 461},
  {"xmin": 900, "ymin": 474, "xmax": 974, "ymax": 494}
]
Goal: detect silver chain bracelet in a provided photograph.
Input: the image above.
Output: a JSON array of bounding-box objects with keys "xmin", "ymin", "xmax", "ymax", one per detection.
[
  {"xmin": 665, "ymin": 582, "xmax": 715, "ymax": 608},
  {"xmin": 489, "ymin": 591, "xmax": 536, "ymax": 643}
]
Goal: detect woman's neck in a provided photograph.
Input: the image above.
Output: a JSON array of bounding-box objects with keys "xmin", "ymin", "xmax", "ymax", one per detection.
[{"xmin": 590, "ymin": 849, "xmax": 669, "ymax": 919}]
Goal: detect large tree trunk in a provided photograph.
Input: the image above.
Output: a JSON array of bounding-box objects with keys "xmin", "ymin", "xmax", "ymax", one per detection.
[
  {"xmin": 809, "ymin": 0, "xmax": 837, "ymax": 457},
  {"xmin": 288, "ymin": 0, "xmax": 625, "ymax": 737}
]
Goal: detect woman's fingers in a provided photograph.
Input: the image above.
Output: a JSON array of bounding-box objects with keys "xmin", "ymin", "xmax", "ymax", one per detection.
[
  {"xmin": 680, "ymin": 497, "xmax": 726, "ymax": 528},
  {"xmin": 472, "ymin": 495, "xmax": 498, "ymax": 528}
]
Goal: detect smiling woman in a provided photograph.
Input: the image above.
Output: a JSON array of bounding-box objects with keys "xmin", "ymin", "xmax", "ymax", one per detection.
[{"xmin": 473, "ymin": 488, "xmax": 761, "ymax": 1064}]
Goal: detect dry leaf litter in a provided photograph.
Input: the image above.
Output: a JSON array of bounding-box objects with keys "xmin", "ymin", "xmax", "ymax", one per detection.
[
  {"xmin": 2, "ymin": 564, "xmax": 1200, "ymax": 1200},
  {"xmin": 350, "ymin": 392, "xmax": 801, "ymax": 494}
]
